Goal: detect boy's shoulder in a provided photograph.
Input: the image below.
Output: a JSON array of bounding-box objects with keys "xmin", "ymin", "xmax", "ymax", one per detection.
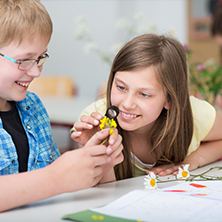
[
  {"xmin": 25, "ymin": 91, "xmax": 42, "ymax": 104},
  {"xmin": 15, "ymin": 91, "xmax": 43, "ymax": 111}
]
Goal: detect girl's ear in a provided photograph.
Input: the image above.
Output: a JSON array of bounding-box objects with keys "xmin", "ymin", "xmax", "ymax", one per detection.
[{"xmin": 164, "ymin": 101, "xmax": 170, "ymax": 110}]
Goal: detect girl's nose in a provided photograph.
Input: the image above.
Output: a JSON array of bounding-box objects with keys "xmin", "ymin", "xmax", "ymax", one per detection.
[{"xmin": 122, "ymin": 93, "xmax": 136, "ymax": 110}]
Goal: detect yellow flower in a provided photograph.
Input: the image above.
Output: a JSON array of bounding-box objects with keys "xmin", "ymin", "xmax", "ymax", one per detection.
[
  {"xmin": 177, "ymin": 164, "xmax": 190, "ymax": 179},
  {"xmin": 109, "ymin": 128, "xmax": 114, "ymax": 136},
  {"xmin": 99, "ymin": 116, "xmax": 108, "ymax": 130},
  {"xmin": 144, "ymin": 172, "xmax": 158, "ymax": 190},
  {"xmin": 100, "ymin": 116, "xmax": 117, "ymax": 133},
  {"xmin": 110, "ymin": 119, "xmax": 117, "ymax": 128},
  {"xmin": 99, "ymin": 116, "xmax": 117, "ymax": 144}
]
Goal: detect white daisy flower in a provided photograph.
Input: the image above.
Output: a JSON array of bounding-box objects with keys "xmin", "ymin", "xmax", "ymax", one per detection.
[
  {"xmin": 177, "ymin": 164, "xmax": 190, "ymax": 179},
  {"xmin": 144, "ymin": 172, "xmax": 158, "ymax": 191}
]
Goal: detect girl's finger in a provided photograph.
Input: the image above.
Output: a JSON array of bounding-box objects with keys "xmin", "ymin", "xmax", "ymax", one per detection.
[
  {"xmin": 90, "ymin": 112, "xmax": 103, "ymax": 120},
  {"xmin": 74, "ymin": 121, "xmax": 93, "ymax": 131},
  {"xmin": 80, "ymin": 115, "xmax": 100, "ymax": 126}
]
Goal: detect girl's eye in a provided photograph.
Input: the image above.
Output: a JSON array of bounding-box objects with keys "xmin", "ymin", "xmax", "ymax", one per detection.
[
  {"xmin": 117, "ymin": 85, "xmax": 126, "ymax": 91},
  {"xmin": 140, "ymin": 92, "xmax": 150, "ymax": 98}
]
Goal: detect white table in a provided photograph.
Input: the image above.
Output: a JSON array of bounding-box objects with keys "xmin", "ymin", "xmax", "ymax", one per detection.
[{"xmin": 1, "ymin": 161, "xmax": 222, "ymax": 222}]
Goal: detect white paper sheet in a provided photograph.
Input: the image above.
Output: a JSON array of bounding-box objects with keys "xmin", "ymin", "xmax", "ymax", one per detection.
[{"xmin": 91, "ymin": 181, "xmax": 222, "ymax": 222}]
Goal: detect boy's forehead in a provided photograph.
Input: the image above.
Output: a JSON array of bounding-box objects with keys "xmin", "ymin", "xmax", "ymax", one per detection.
[
  {"xmin": 0, "ymin": 32, "xmax": 50, "ymax": 49},
  {"xmin": 0, "ymin": 34, "xmax": 49, "ymax": 54}
]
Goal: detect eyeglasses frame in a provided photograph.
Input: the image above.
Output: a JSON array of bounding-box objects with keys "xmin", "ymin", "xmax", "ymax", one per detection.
[{"xmin": 0, "ymin": 52, "xmax": 49, "ymax": 70}]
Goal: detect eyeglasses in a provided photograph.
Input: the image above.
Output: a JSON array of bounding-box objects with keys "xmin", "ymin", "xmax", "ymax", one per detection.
[{"xmin": 0, "ymin": 53, "xmax": 49, "ymax": 70}]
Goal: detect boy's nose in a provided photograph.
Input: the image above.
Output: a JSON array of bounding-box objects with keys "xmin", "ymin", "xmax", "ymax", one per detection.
[{"xmin": 26, "ymin": 63, "xmax": 41, "ymax": 78}]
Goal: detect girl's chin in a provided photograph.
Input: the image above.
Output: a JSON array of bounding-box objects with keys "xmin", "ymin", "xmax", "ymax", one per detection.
[{"xmin": 118, "ymin": 122, "xmax": 135, "ymax": 131}]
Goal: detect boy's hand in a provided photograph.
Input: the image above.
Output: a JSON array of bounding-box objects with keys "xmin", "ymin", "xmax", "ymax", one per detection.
[{"xmin": 98, "ymin": 128, "xmax": 124, "ymax": 183}]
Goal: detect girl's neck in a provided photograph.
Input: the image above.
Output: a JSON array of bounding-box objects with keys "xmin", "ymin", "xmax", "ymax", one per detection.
[
  {"xmin": 128, "ymin": 129, "xmax": 163, "ymax": 165},
  {"xmin": 128, "ymin": 131, "xmax": 155, "ymax": 164}
]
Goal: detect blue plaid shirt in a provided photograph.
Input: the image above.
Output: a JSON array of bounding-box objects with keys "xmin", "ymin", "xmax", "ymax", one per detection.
[{"xmin": 0, "ymin": 91, "xmax": 61, "ymax": 175}]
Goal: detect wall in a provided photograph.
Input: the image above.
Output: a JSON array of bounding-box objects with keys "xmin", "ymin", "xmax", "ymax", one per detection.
[
  {"xmin": 41, "ymin": 0, "xmax": 187, "ymax": 100},
  {"xmin": 189, "ymin": 0, "xmax": 220, "ymax": 64}
]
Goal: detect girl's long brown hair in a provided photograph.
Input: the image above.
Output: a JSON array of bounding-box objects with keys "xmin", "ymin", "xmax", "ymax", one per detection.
[{"xmin": 106, "ymin": 34, "xmax": 193, "ymax": 180}]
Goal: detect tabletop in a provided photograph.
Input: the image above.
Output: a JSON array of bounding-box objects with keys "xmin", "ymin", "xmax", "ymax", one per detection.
[
  {"xmin": 1, "ymin": 161, "xmax": 222, "ymax": 222},
  {"xmin": 39, "ymin": 96, "xmax": 94, "ymax": 125}
]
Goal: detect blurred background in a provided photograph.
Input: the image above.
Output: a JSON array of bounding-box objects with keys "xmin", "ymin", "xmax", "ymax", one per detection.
[
  {"xmin": 41, "ymin": 0, "xmax": 187, "ymax": 99},
  {"xmin": 34, "ymin": 0, "xmax": 221, "ymax": 153}
]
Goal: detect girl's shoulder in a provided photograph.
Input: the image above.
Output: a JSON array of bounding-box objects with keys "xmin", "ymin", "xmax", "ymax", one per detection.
[
  {"xmin": 189, "ymin": 95, "xmax": 216, "ymax": 140},
  {"xmin": 78, "ymin": 97, "xmax": 107, "ymax": 119},
  {"xmin": 189, "ymin": 96, "xmax": 215, "ymax": 115}
]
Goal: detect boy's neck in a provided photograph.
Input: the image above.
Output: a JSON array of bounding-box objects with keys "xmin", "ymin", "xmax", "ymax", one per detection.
[{"xmin": 0, "ymin": 100, "xmax": 13, "ymax": 112}]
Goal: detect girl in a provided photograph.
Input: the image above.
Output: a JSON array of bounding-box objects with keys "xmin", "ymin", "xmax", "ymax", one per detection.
[{"xmin": 71, "ymin": 33, "xmax": 222, "ymax": 180}]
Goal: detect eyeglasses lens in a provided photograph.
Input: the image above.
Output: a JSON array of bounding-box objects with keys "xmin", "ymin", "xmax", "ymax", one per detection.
[
  {"xmin": 19, "ymin": 60, "xmax": 36, "ymax": 70},
  {"xmin": 18, "ymin": 54, "xmax": 48, "ymax": 70},
  {"xmin": 38, "ymin": 57, "xmax": 48, "ymax": 66}
]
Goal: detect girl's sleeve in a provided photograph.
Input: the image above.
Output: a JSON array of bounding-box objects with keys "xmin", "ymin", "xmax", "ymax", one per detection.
[
  {"xmin": 187, "ymin": 96, "xmax": 216, "ymax": 155},
  {"xmin": 77, "ymin": 98, "xmax": 107, "ymax": 121}
]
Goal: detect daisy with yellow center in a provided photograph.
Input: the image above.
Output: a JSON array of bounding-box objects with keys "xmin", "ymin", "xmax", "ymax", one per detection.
[
  {"xmin": 144, "ymin": 172, "xmax": 158, "ymax": 191},
  {"xmin": 177, "ymin": 164, "xmax": 190, "ymax": 179}
]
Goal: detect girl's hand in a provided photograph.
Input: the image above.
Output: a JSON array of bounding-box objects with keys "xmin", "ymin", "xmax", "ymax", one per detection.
[
  {"xmin": 146, "ymin": 164, "xmax": 181, "ymax": 176},
  {"xmin": 146, "ymin": 152, "xmax": 199, "ymax": 176},
  {"xmin": 71, "ymin": 112, "xmax": 103, "ymax": 146}
]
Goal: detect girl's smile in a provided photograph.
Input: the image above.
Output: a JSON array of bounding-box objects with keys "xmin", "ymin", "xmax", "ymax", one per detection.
[
  {"xmin": 120, "ymin": 110, "xmax": 140, "ymax": 121},
  {"xmin": 111, "ymin": 65, "xmax": 169, "ymax": 133}
]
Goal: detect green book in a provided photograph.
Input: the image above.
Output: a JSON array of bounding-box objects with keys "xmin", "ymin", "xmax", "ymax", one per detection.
[{"xmin": 61, "ymin": 209, "xmax": 138, "ymax": 222}]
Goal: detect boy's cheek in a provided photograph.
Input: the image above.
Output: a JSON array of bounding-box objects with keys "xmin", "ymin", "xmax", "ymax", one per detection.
[{"xmin": 39, "ymin": 66, "xmax": 43, "ymax": 73}]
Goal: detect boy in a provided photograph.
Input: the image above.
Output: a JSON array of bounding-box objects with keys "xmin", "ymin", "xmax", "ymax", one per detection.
[{"xmin": 0, "ymin": 0, "xmax": 123, "ymax": 212}]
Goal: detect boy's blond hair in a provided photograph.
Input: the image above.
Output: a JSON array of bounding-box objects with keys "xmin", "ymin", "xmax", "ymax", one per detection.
[{"xmin": 0, "ymin": 0, "xmax": 52, "ymax": 47}]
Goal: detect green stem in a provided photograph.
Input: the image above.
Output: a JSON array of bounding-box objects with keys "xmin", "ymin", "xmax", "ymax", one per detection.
[
  {"xmin": 157, "ymin": 178, "xmax": 222, "ymax": 183},
  {"xmin": 101, "ymin": 136, "xmax": 109, "ymax": 145},
  {"xmin": 156, "ymin": 166, "xmax": 222, "ymax": 183}
]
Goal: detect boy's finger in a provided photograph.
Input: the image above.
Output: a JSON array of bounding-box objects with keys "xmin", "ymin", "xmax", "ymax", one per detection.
[
  {"xmin": 85, "ymin": 128, "xmax": 110, "ymax": 146},
  {"xmin": 108, "ymin": 128, "xmax": 118, "ymax": 145}
]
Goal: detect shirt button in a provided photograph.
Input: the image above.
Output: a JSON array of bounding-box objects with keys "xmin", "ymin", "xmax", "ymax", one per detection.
[
  {"xmin": 11, "ymin": 159, "xmax": 15, "ymax": 164},
  {"xmin": 26, "ymin": 125, "xmax": 31, "ymax": 130},
  {"xmin": 50, "ymin": 155, "xmax": 52, "ymax": 160},
  {"xmin": 26, "ymin": 106, "xmax": 30, "ymax": 110},
  {"xmin": 33, "ymin": 158, "xmax": 36, "ymax": 162}
]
